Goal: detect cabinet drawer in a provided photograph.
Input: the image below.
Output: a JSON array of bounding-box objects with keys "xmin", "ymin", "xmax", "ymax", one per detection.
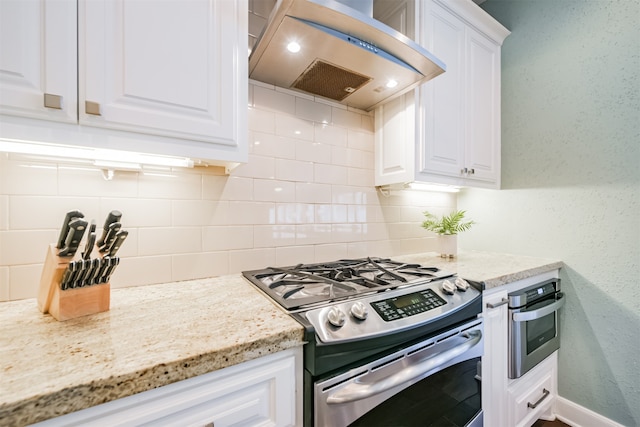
[{"xmin": 508, "ymin": 351, "xmax": 557, "ymax": 427}]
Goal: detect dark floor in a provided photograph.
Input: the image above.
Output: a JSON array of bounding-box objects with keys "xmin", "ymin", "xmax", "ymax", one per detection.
[{"xmin": 532, "ymin": 419, "xmax": 572, "ymax": 427}]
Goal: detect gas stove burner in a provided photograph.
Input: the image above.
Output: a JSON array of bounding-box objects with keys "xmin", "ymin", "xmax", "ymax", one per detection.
[{"xmin": 243, "ymin": 257, "xmax": 455, "ymax": 311}]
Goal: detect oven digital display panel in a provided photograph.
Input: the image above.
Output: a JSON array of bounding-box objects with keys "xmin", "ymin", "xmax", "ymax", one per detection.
[{"xmin": 371, "ymin": 289, "xmax": 447, "ymax": 322}]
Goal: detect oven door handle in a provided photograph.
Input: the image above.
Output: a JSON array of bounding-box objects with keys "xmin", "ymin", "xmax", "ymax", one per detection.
[
  {"xmin": 512, "ymin": 293, "xmax": 565, "ymax": 322},
  {"xmin": 325, "ymin": 330, "xmax": 482, "ymax": 404}
]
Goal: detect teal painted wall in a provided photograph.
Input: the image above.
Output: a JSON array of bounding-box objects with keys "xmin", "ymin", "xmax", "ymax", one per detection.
[{"xmin": 459, "ymin": 1, "xmax": 640, "ymax": 425}]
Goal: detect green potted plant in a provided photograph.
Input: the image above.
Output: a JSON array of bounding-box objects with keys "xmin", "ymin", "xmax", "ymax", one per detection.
[{"xmin": 421, "ymin": 210, "xmax": 474, "ymax": 258}]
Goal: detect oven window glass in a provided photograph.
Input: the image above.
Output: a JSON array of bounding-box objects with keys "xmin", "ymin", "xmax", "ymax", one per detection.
[
  {"xmin": 347, "ymin": 358, "xmax": 481, "ymax": 427},
  {"xmin": 526, "ymin": 311, "xmax": 556, "ymax": 354}
]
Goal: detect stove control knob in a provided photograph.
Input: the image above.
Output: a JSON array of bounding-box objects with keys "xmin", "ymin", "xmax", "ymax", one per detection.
[
  {"xmin": 350, "ymin": 301, "xmax": 369, "ymax": 320},
  {"xmin": 455, "ymin": 277, "xmax": 470, "ymax": 292},
  {"xmin": 442, "ymin": 280, "xmax": 456, "ymax": 295},
  {"xmin": 327, "ymin": 307, "xmax": 346, "ymax": 328}
]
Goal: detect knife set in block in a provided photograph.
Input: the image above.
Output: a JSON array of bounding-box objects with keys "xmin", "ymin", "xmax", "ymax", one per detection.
[{"xmin": 37, "ymin": 210, "xmax": 127, "ymax": 321}]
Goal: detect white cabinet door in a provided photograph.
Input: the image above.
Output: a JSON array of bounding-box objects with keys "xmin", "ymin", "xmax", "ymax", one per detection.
[
  {"xmin": 0, "ymin": 0, "xmax": 77, "ymax": 123},
  {"xmin": 464, "ymin": 26, "xmax": 501, "ymax": 185},
  {"xmin": 80, "ymin": 0, "xmax": 246, "ymax": 152},
  {"xmin": 417, "ymin": 2, "xmax": 466, "ymax": 182},
  {"xmin": 374, "ymin": 0, "xmax": 508, "ymax": 189},
  {"xmin": 481, "ymin": 288, "xmax": 509, "ymax": 427},
  {"xmin": 33, "ymin": 348, "xmax": 302, "ymax": 427}
]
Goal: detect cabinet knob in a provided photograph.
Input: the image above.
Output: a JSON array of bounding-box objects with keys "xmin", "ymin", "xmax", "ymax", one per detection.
[
  {"xmin": 461, "ymin": 167, "xmax": 468, "ymax": 175},
  {"xmin": 85, "ymin": 101, "xmax": 101, "ymax": 116},
  {"xmin": 44, "ymin": 94, "xmax": 63, "ymax": 110},
  {"xmin": 470, "ymin": 168, "xmax": 475, "ymax": 175}
]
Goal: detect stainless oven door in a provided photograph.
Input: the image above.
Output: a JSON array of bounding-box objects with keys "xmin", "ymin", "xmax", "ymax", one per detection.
[
  {"xmin": 314, "ymin": 319, "xmax": 483, "ymax": 427},
  {"xmin": 509, "ymin": 292, "xmax": 565, "ymax": 378}
]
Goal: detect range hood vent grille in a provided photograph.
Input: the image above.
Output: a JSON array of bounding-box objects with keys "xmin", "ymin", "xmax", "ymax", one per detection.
[{"xmin": 292, "ymin": 60, "xmax": 372, "ymax": 101}]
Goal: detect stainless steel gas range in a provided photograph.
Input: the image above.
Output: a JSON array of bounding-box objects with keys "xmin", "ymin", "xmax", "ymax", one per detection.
[{"xmin": 243, "ymin": 257, "xmax": 484, "ymax": 427}]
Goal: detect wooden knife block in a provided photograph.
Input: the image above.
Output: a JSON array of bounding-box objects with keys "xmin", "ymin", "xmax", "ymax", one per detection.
[{"xmin": 37, "ymin": 244, "xmax": 110, "ymax": 321}]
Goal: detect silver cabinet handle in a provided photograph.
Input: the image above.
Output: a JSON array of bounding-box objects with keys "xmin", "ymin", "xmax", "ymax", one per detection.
[
  {"xmin": 486, "ymin": 298, "xmax": 508, "ymax": 309},
  {"xmin": 44, "ymin": 93, "xmax": 63, "ymax": 109},
  {"xmin": 527, "ymin": 388, "xmax": 550, "ymax": 409},
  {"xmin": 512, "ymin": 293, "xmax": 565, "ymax": 322},
  {"xmin": 326, "ymin": 330, "xmax": 482, "ymax": 404},
  {"xmin": 85, "ymin": 101, "xmax": 101, "ymax": 116}
]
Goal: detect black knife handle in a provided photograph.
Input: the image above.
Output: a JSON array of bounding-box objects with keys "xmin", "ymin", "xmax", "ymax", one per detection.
[
  {"xmin": 82, "ymin": 230, "xmax": 96, "ymax": 260},
  {"xmin": 105, "ymin": 230, "xmax": 128, "ymax": 257},
  {"xmin": 58, "ymin": 218, "xmax": 88, "ymax": 257},
  {"xmin": 72, "ymin": 259, "xmax": 90, "ymax": 288},
  {"xmin": 56, "ymin": 210, "xmax": 84, "ymax": 249},
  {"xmin": 95, "ymin": 257, "xmax": 112, "ymax": 284},
  {"xmin": 60, "ymin": 262, "xmax": 77, "ymax": 290},
  {"xmin": 102, "ymin": 257, "xmax": 120, "ymax": 283},
  {"xmin": 97, "ymin": 210, "xmax": 122, "ymax": 246},
  {"xmin": 99, "ymin": 222, "xmax": 122, "ymax": 252}
]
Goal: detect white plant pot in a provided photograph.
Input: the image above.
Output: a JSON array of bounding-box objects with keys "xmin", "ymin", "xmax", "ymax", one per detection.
[{"xmin": 437, "ymin": 234, "xmax": 457, "ymax": 258}]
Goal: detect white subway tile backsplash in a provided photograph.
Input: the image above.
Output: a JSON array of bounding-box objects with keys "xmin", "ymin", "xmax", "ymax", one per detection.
[
  {"xmin": 101, "ymin": 197, "xmax": 170, "ymax": 228},
  {"xmin": 0, "ymin": 82, "xmax": 457, "ymax": 301},
  {"xmin": 254, "ymin": 180, "xmax": 296, "ymax": 203},
  {"xmin": 331, "ymin": 107, "xmax": 365, "ymax": 130},
  {"xmin": 0, "ymin": 266, "xmax": 9, "ymax": 301},
  {"xmin": 275, "ymin": 115, "xmax": 314, "ymax": 141},
  {"xmin": 58, "ymin": 166, "xmax": 138, "ymax": 198},
  {"xmin": 172, "ymin": 251, "xmax": 229, "ymax": 281},
  {"xmin": 275, "ymin": 158, "xmax": 314, "ymax": 182},
  {"xmin": 276, "ymin": 203, "xmax": 314, "ymax": 224},
  {"xmin": 314, "ymin": 243, "xmax": 348, "ymax": 262},
  {"xmin": 8, "ymin": 264, "xmax": 40, "ymax": 300},
  {"xmin": 0, "ymin": 230, "xmax": 57, "ymax": 265},
  {"xmin": 110, "ymin": 255, "xmax": 173, "ymax": 288},
  {"xmin": 295, "ymin": 183, "xmax": 332, "ymax": 204},
  {"xmin": 1, "ymin": 158, "xmax": 57, "ymax": 195},
  {"xmin": 254, "ymin": 225, "xmax": 296, "ymax": 247},
  {"xmin": 314, "ymin": 164, "xmax": 348, "ymax": 185},
  {"xmin": 315, "ymin": 123, "xmax": 348, "ymax": 147},
  {"xmin": 253, "ymin": 84, "xmax": 295, "ymax": 115},
  {"xmin": 248, "ymin": 107, "xmax": 276, "ymax": 134},
  {"xmin": 250, "ymin": 132, "xmax": 296, "ymax": 160},
  {"xmin": 295, "ymin": 97, "xmax": 332, "ymax": 124},
  {"xmin": 203, "ymin": 225, "xmax": 253, "ymax": 251},
  {"xmin": 138, "ymin": 227, "xmax": 201, "ymax": 256},
  {"xmin": 138, "ymin": 170, "xmax": 202, "ymax": 200},
  {"xmin": 275, "ymin": 245, "xmax": 315, "ymax": 266},
  {"xmin": 228, "ymin": 248, "xmax": 275, "ymax": 273},
  {"xmin": 0, "ymin": 195, "xmax": 7, "ymax": 230},
  {"xmin": 295, "ymin": 140, "xmax": 332, "ymax": 164},
  {"xmin": 229, "ymin": 201, "xmax": 274, "ymax": 225},
  {"xmin": 296, "ymin": 224, "xmax": 332, "ymax": 245}
]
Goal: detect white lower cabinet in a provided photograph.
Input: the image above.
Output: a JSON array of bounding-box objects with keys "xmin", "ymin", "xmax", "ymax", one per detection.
[
  {"xmin": 508, "ymin": 352, "xmax": 558, "ymax": 427},
  {"xmin": 33, "ymin": 348, "xmax": 302, "ymax": 427},
  {"xmin": 481, "ymin": 271, "xmax": 560, "ymax": 427}
]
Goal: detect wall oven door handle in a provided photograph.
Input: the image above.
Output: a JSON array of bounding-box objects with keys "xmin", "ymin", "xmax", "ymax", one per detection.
[
  {"xmin": 512, "ymin": 293, "xmax": 565, "ymax": 322},
  {"xmin": 325, "ymin": 330, "xmax": 482, "ymax": 404}
]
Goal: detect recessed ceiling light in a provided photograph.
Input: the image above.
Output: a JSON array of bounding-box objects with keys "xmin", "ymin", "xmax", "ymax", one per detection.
[
  {"xmin": 386, "ymin": 79, "xmax": 398, "ymax": 88},
  {"xmin": 287, "ymin": 41, "xmax": 301, "ymax": 53}
]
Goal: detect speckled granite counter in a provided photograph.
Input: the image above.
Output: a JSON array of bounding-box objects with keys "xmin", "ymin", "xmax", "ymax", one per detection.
[
  {"xmin": 395, "ymin": 250, "xmax": 563, "ymax": 289},
  {"xmin": 0, "ymin": 275, "xmax": 305, "ymax": 427},
  {"xmin": 0, "ymin": 250, "xmax": 562, "ymax": 426}
]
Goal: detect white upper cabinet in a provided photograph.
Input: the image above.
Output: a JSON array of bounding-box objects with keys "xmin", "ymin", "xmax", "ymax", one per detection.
[
  {"xmin": 0, "ymin": 0, "xmax": 77, "ymax": 123},
  {"xmin": 374, "ymin": 0, "xmax": 509, "ymax": 189},
  {"xmin": 0, "ymin": 0, "xmax": 248, "ymax": 168}
]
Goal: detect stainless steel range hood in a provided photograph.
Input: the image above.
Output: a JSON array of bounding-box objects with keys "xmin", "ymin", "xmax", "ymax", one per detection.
[{"xmin": 249, "ymin": 0, "xmax": 446, "ymax": 111}]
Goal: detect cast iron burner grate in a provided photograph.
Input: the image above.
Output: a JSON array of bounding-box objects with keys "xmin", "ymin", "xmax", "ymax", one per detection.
[{"xmin": 242, "ymin": 257, "xmax": 453, "ymax": 311}]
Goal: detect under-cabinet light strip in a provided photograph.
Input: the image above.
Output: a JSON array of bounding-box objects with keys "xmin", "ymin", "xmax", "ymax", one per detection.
[{"xmin": 0, "ymin": 138, "xmax": 194, "ymax": 169}]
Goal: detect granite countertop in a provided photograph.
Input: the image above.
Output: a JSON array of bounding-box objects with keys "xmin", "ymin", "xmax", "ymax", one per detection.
[
  {"xmin": 0, "ymin": 275, "xmax": 305, "ymax": 427},
  {"xmin": 395, "ymin": 250, "xmax": 563, "ymax": 289},
  {"xmin": 0, "ymin": 250, "xmax": 562, "ymax": 426}
]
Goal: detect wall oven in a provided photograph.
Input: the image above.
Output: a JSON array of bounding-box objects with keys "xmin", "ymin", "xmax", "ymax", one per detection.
[
  {"xmin": 508, "ymin": 278, "xmax": 564, "ymax": 379},
  {"xmin": 243, "ymin": 258, "xmax": 484, "ymax": 427}
]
